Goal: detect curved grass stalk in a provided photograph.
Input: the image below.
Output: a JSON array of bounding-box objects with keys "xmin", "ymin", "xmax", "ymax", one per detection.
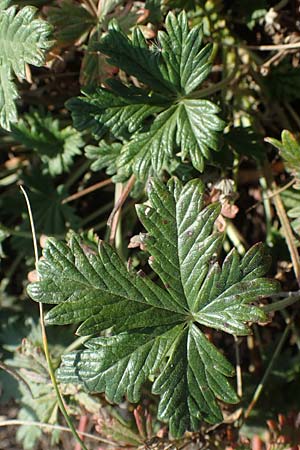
[{"xmin": 20, "ymin": 186, "xmax": 89, "ymax": 450}]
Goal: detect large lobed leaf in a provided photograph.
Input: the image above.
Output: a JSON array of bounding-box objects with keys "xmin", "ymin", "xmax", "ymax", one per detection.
[
  {"xmin": 28, "ymin": 178, "xmax": 278, "ymax": 436},
  {"xmin": 0, "ymin": 2, "xmax": 53, "ymax": 130},
  {"xmin": 68, "ymin": 11, "xmax": 225, "ymax": 180}
]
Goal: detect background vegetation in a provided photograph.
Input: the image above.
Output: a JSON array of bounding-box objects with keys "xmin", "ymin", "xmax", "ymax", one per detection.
[{"xmin": 1, "ymin": 1, "xmax": 300, "ymax": 449}]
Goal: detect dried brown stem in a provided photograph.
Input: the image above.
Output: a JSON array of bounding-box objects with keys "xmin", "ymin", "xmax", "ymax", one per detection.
[
  {"xmin": 263, "ymin": 162, "xmax": 300, "ymax": 286},
  {"xmin": 108, "ymin": 175, "xmax": 136, "ymax": 245},
  {"xmin": 62, "ymin": 178, "xmax": 112, "ymax": 204}
]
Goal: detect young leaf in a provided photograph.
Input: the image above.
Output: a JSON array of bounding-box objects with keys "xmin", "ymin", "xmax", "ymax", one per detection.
[
  {"xmin": 11, "ymin": 111, "xmax": 84, "ymax": 176},
  {"xmin": 28, "ymin": 178, "xmax": 278, "ymax": 436},
  {"xmin": 68, "ymin": 11, "xmax": 225, "ymax": 180},
  {"xmin": 0, "ymin": 2, "xmax": 53, "ymax": 130},
  {"xmin": 266, "ymin": 130, "xmax": 300, "ymax": 178}
]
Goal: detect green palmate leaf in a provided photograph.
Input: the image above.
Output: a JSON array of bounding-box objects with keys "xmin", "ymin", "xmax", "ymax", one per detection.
[
  {"xmin": 68, "ymin": 11, "xmax": 225, "ymax": 180},
  {"xmin": 28, "ymin": 178, "xmax": 278, "ymax": 436},
  {"xmin": 11, "ymin": 111, "xmax": 84, "ymax": 176},
  {"xmin": 67, "ymin": 84, "xmax": 165, "ymax": 140},
  {"xmin": 117, "ymin": 99, "xmax": 224, "ymax": 177},
  {"xmin": 0, "ymin": 2, "xmax": 53, "ymax": 130}
]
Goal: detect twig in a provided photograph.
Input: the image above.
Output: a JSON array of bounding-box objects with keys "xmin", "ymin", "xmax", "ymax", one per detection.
[
  {"xmin": 107, "ymin": 175, "xmax": 136, "ymax": 245},
  {"xmin": 0, "ymin": 420, "xmax": 120, "ymax": 446},
  {"xmin": 20, "ymin": 186, "xmax": 89, "ymax": 450},
  {"xmin": 109, "ymin": 182, "xmax": 123, "ymax": 250},
  {"xmin": 245, "ymin": 41, "xmax": 300, "ymax": 51},
  {"xmin": 262, "ymin": 162, "xmax": 300, "ymax": 286},
  {"xmin": 246, "ymin": 177, "xmax": 296, "ymax": 213},
  {"xmin": 244, "ymin": 321, "xmax": 292, "ymax": 420},
  {"xmin": 62, "ymin": 178, "xmax": 112, "ymax": 204},
  {"xmin": 75, "ymin": 415, "xmax": 88, "ymax": 450}
]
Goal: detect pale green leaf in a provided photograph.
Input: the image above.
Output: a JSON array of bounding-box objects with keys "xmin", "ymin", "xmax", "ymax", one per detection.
[
  {"xmin": 266, "ymin": 130, "xmax": 300, "ymax": 177},
  {"xmin": 0, "ymin": 3, "xmax": 52, "ymax": 129},
  {"xmin": 11, "ymin": 111, "xmax": 84, "ymax": 175},
  {"xmin": 0, "ymin": 65, "xmax": 18, "ymax": 130}
]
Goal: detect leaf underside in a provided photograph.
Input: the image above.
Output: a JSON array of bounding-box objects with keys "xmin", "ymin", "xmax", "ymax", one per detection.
[{"xmin": 28, "ymin": 178, "xmax": 278, "ymax": 436}]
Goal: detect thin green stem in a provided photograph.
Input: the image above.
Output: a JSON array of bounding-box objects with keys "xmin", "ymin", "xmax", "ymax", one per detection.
[
  {"xmin": 64, "ymin": 160, "xmax": 91, "ymax": 191},
  {"xmin": 185, "ymin": 60, "xmax": 238, "ymax": 99},
  {"xmin": 80, "ymin": 201, "xmax": 114, "ymax": 227},
  {"xmin": 244, "ymin": 322, "xmax": 292, "ymax": 420},
  {"xmin": 263, "ymin": 293, "xmax": 300, "ymax": 312},
  {"xmin": 114, "ymin": 182, "xmax": 123, "ymax": 256},
  {"xmin": 0, "ymin": 224, "xmax": 63, "ymax": 240},
  {"xmin": 63, "ymin": 336, "xmax": 91, "ymax": 355},
  {"xmin": 226, "ymin": 221, "xmax": 247, "ymax": 255},
  {"xmin": 20, "ymin": 186, "xmax": 89, "ymax": 450},
  {"xmin": 259, "ymin": 175, "xmax": 273, "ymax": 244}
]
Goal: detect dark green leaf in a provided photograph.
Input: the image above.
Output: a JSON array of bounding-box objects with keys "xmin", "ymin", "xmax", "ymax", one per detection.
[
  {"xmin": 225, "ymin": 126, "xmax": 265, "ymax": 162},
  {"xmin": 12, "ymin": 111, "xmax": 84, "ymax": 175},
  {"xmin": 68, "ymin": 11, "xmax": 224, "ymax": 179},
  {"xmin": 48, "ymin": 0, "xmax": 95, "ymax": 44},
  {"xmin": 28, "ymin": 178, "xmax": 278, "ymax": 436},
  {"xmin": 67, "ymin": 85, "xmax": 164, "ymax": 140}
]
